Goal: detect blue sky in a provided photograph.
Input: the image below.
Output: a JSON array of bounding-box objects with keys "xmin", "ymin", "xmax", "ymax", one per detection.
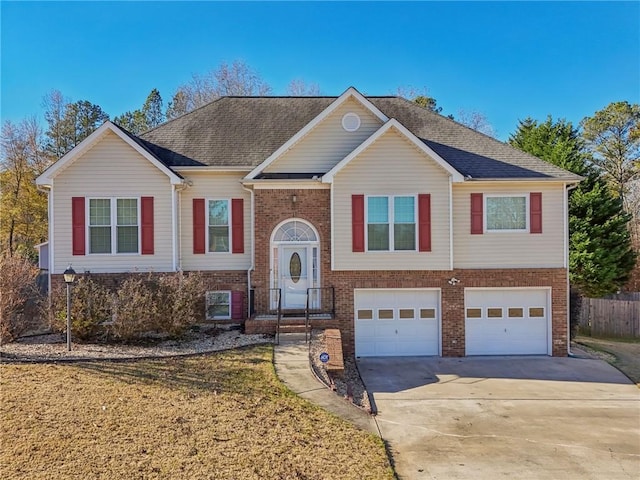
[{"xmin": 2, "ymin": 1, "xmax": 639, "ymax": 140}]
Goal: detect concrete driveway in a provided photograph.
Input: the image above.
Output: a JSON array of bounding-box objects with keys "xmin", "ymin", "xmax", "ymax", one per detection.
[{"xmin": 357, "ymin": 356, "xmax": 640, "ymax": 480}]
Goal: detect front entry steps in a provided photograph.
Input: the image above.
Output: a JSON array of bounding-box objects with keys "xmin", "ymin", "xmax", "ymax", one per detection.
[{"xmin": 245, "ymin": 316, "xmax": 340, "ymax": 335}]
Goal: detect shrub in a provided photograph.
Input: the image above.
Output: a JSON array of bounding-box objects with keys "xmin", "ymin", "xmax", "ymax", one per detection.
[
  {"xmin": 156, "ymin": 272, "xmax": 204, "ymax": 336},
  {"xmin": 108, "ymin": 275, "xmax": 158, "ymax": 341},
  {"xmin": 0, "ymin": 255, "xmax": 44, "ymax": 343},
  {"xmin": 50, "ymin": 272, "xmax": 206, "ymax": 343},
  {"xmin": 51, "ymin": 276, "xmax": 112, "ymax": 340}
]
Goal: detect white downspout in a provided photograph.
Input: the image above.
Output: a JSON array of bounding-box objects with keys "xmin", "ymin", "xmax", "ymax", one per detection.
[
  {"xmin": 173, "ymin": 182, "xmax": 188, "ymax": 272},
  {"xmin": 172, "ymin": 185, "xmax": 178, "ymax": 271},
  {"xmin": 37, "ymin": 184, "xmax": 53, "ymax": 305},
  {"xmin": 449, "ymin": 176, "xmax": 454, "ymax": 270},
  {"xmin": 565, "ymin": 182, "xmax": 578, "ymax": 357},
  {"xmin": 241, "ymin": 183, "xmax": 255, "ymax": 319}
]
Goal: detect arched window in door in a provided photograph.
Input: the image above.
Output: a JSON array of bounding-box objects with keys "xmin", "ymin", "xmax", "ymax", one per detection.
[{"xmin": 270, "ymin": 219, "xmax": 320, "ymax": 309}]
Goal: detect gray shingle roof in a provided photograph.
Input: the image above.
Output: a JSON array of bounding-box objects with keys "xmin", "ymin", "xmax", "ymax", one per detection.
[{"xmin": 138, "ymin": 95, "xmax": 581, "ymax": 181}]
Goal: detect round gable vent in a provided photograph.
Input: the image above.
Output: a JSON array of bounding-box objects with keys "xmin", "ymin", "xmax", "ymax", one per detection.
[{"xmin": 342, "ymin": 112, "xmax": 361, "ymax": 132}]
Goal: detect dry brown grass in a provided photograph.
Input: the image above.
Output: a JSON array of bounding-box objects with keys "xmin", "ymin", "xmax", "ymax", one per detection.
[
  {"xmin": 576, "ymin": 336, "xmax": 640, "ymax": 385},
  {"xmin": 1, "ymin": 345, "xmax": 394, "ymax": 479}
]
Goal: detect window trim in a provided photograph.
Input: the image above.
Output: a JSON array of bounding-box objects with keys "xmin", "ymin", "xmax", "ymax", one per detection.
[
  {"xmin": 87, "ymin": 197, "xmax": 140, "ymax": 255},
  {"xmin": 365, "ymin": 194, "xmax": 418, "ymax": 252},
  {"xmin": 206, "ymin": 199, "xmax": 232, "ymax": 254},
  {"xmin": 484, "ymin": 194, "xmax": 529, "ymax": 233},
  {"xmin": 206, "ymin": 290, "xmax": 231, "ymax": 320}
]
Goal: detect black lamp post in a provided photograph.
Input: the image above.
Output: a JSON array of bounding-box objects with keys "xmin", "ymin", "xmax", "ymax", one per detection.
[{"xmin": 63, "ymin": 265, "xmax": 76, "ymax": 351}]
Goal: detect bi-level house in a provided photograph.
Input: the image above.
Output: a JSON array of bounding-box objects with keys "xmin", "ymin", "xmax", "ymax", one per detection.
[{"xmin": 36, "ymin": 87, "xmax": 581, "ymax": 357}]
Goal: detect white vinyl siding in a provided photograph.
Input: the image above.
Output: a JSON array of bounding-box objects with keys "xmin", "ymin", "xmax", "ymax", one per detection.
[
  {"xmin": 52, "ymin": 131, "xmax": 174, "ymax": 273},
  {"xmin": 333, "ymin": 127, "xmax": 451, "ymax": 270},
  {"xmin": 453, "ymin": 183, "xmax": 565, "ymax": 268},
  {"xmin": 180, "ymin": 172, "xmax": 251, "ymax": 271},
  {"xmin": 263, "ymin": 98, "xmax": 383, "ymax": 174}
]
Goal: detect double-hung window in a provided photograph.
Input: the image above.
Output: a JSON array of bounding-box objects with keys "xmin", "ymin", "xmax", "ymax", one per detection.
[
  {"xmin": 485, "ymin": 195, "xmax": 527, "ymax": 231},
  {"xmin": 367, "ymin": 196, "xmax": 416, "ymax": 251},
  {"xmin": 206, "ymin": 291, "xmax": 231, "ymax": 319},
  {"xmin": 208, "ymin": 200, "xmax": 230, "ymax": 252},
  {"xmin": 89, "ymin": 198, "xmax": 139, "ymax": 254}
]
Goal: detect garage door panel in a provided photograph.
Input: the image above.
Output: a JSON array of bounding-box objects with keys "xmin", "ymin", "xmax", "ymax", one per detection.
[
  {"xmin": 465, "ymin": 289, "xmax": 550, "ymax": 356},
  {"xmin": 355, "ymin": 289, "xmax": 440, "ymax": 357}
]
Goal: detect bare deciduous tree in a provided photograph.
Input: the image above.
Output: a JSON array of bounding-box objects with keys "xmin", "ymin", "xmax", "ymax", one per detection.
[
  {"xmin": 0, "ymin": 118, "xmax": 49, "ymax": 258},
  {"xmin": 167, "ymin": 60, "xmax": 272, "ymax": 118},
  {"xmin": 287, "ymin": 79, "xmax": 321, "ymax": 96},
  {"xmin": 457, "ymin": 109, "xmax": 496, "ymax": 137}
]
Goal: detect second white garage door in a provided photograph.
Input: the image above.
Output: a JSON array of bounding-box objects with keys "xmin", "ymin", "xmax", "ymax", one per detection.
[
  {"xmin": 465, "ymin": 288, "xmax": 551, "ymax": 355},
  {"xmin": 355, "ymin": 289, "xmax": 440, "ymax": 357}
]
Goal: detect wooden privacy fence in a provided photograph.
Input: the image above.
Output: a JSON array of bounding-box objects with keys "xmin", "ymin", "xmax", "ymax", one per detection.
[{"xmin": 579, "ymin": 297, "xmax": 640, "ymax": 338}]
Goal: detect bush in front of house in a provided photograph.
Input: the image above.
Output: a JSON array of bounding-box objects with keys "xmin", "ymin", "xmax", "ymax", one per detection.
[
  {"xmin": 51, "ymin": 272, "xmax": 205, "ymax": 343},
  {"xmin": 51, "ymin": 276, "xmax": 112, "ymax": 340},
  {"xmin": 0, "ymin": 255, "xmax": 45, "ymax": 344}
]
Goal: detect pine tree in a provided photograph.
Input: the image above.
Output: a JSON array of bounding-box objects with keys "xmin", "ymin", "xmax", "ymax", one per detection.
[
  {"xmin": 510, "ymin": 116, "xmax": 636, "ymax": 296},
  {"xmin": 142, "ymin": 89, "xmax": 164, "ymax": 129}
]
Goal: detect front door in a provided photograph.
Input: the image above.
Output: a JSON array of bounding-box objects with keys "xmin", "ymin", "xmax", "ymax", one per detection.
[{"xmin": 280, "ymin": 245, "xmax": 309, "ymax": 309}]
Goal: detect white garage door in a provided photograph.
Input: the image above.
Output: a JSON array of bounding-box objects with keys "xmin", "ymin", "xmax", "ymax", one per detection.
[
  {"xmin": 465, "ymin": 288, "xmax": 550, "ymax": 355},
  {"xmin": 355, "ymin": 289, "xmax": 440, "ymax": 357}
]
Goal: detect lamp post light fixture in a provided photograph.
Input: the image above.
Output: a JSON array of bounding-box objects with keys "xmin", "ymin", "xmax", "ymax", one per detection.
[{"xmin": 63, "ymin": 265, "xmax": 76, "ymax": 351}]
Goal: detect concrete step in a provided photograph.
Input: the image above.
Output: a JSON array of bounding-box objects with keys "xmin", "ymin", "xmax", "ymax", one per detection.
[{"xmin": 277, "ymin": 332, "xmax": 308, "ymax": 343}]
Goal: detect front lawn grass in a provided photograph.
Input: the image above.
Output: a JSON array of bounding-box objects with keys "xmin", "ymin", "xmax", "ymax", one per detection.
[{"xmin": 1, "ymin": 345, "xmax": 394, "ymax": 479}]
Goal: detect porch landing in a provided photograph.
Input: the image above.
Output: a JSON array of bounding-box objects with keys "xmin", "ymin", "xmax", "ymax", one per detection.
[{"xmin": 245, "ymin": 316, "xmax": 341, "ymax": 335}]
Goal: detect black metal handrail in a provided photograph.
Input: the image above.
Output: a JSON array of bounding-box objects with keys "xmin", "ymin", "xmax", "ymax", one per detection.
[
  {"xmin": 270, "ymin": 288, "xmax": 282, "ymax": 344},
  {"xmin": 305, "ymin": 287, "xmax": 335, "ymax": 343}
]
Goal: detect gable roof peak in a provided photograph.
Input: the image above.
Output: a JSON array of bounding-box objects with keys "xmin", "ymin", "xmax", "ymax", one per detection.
[
  {"xmin": 244, "ymin": 87, "xmax": 390, "ymax": 179},
  {"xmin": 36, "ymin": 120, "xmax": 183, "ymax": 186}
]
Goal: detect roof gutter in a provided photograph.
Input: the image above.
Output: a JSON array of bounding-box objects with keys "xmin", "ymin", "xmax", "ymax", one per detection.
[{"xmin": 462, "ymin": 177, "xmax": 583, "ymax": 183}]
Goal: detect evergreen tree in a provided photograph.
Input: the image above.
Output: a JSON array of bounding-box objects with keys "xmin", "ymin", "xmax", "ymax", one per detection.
[
  {"xmin": 43, "ymin": 97, "xmax": 109, "ymax": 157},
  {"xmin": 510, "ymin": 116, "xmax": 636, "ymax": 296},
  {"xmin": 113, "ymin": 109, "xmax": 147, "ymax": 134},
  {"xmin": 142, "ymin": 88, "xmax": 164, "ymax": 129},
  {"xmin": 114, "ymin": 89, "xmax": 164, "ymax": 134},
  {"xmin": 581, "ymin": 101, "xmax": 640, "ymax": 208}
]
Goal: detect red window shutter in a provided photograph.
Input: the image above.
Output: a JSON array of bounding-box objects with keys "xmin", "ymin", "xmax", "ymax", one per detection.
[
  {"xmin": 71, "ymin": 197, "xmax": 85, "ymax": 255},
  {"xmin": 418, "ymin": 194, "xmax": 432, "ymax": 252},
  {"xmin": 193, "ymin": 198, "xmax": 206, "ymax": 254},
  {"xmin": 141, "ymin": 197, "xmax": 154, "ymax": 254},
  {"xmin": 231, "ymin": 291, "xmax": 244, "ymax": 320},
  {"xmin": 470, "ymin": 193, "xmax": 484, "ymax": 234},
  {"xmin": 231, "ymin": 198, "xmax": 244, "ymax": 254},
  {"xmin": 352, "ymin": 195, "xmax": 365, "ymax": 252},
  {"xmin": 530, "ymin": 192, "xmax": 543, "ymax": 234}
]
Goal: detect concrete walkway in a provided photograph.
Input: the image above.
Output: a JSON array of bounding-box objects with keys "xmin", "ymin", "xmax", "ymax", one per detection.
[{"xmin": 273, "ymin": 333, "xmax": 378, "ymax": 434}]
